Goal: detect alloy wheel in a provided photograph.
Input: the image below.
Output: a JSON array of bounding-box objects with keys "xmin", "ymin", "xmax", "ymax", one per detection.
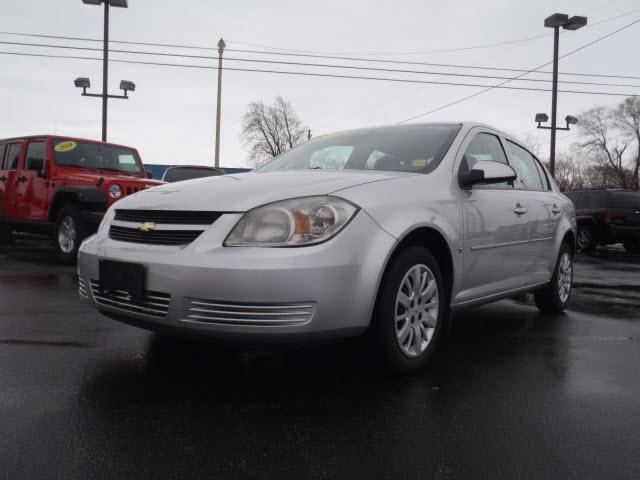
[
  {"xmin": 557, "ymin": 252, "xmax": 572, "ymax": 303},
  {"xmin": 394, "ymin": 264, "xmax": 439, "ymax": 358}
]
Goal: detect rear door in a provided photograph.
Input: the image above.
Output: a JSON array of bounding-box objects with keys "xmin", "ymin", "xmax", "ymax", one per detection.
[
  {"xmin": 457, "ymin": 129, "xmax": 532, "ymax": 302},
  {"xmin": 1, "ymin": 141, "xmax": 24, "ymax": 219},
  {"xmin": 15, "ymin": 139, "xmax": 49, "ymax": 220},
  {"xmin": 505, "ymin": 140, "xmax": 561, "ymax": 279}
]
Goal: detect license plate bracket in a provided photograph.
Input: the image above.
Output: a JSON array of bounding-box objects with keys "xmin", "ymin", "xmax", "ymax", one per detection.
[{"xmin": 99, "ymin": 260, "xmax": 146, "ymax": 300}]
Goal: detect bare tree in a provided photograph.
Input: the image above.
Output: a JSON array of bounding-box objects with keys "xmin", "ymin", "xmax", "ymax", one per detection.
[
  {"xmin": 241, "ymin": 96, "xmax": 307, "ymax": 167},
  {"xmin": 613, "ymin": 97, "xmax": 640, "ymax": 189},
  {"xmin": 550, "ymin": 152, "xmax": 584, "ymax": 192},
  {"xmin": 575, "ymin": 106, "xmax": 629, "ymax": 189}
]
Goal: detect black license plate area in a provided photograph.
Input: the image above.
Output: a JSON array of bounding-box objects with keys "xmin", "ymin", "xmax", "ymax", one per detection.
[{"xmin": 99, "ymin": 260, "xmax": 145, "ymax": 299}]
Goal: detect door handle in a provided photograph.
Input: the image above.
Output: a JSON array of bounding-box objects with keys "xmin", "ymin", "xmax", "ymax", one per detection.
[
  {"xmin": 0, "ymin": 175, "xmax": 6, "ymax": 183},
  {"xmin": 551, "ymin": 204, "xmax": 561, "ymax": 214},
  {"xmin": 514, "ymin": 204, "xmax": 528, "ymax": 215},
  {"xmin": 17, "ymin": 175, "xmax": 27, "ymax": 183}
]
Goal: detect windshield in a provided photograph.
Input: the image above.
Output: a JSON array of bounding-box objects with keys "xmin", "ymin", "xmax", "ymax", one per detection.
[
  {"xmin": 258, "ymin": 124, "xmax": 461, "ymax": 173},
  {"xmin": 53, "ymin": 139, "xmax": 144, "ymax": 174},
  {"xmin": 163, "ymin": 167, "xmax": 224, "ymax": 182}
]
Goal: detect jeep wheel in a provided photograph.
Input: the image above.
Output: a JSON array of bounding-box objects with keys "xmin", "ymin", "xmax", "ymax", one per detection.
[
  {"xmin": 372, "ymin": 245, "xmax": 447, "ymax": 373},
  {"xmin": 623, "ymin": 240, "xmax": 640, "ymax": 254},
  {"xmin": 576, "ymin": 225, "xmax": 596, "ymax": 252},
  {"xmin": 0, "ymin": 220, "xmax": 12, "ymax": 246},
  {"xmin": 55, "ymin": 205, "xmax": 84, "ymax": 263}
]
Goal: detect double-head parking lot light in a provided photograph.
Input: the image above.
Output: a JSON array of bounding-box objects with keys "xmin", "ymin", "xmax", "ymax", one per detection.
[
  {"xmin": 540, "ymin": 12, "xmax": 587, "ymax": 177},
  {"xmin": 76, "ymin": 0, "xmax": 131, "ymax": 141}
]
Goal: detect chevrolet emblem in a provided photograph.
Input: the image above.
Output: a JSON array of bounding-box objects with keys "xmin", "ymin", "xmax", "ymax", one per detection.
[{"xmin": 138, "ymin": 222, "xmax": 156, "ymax": 232}]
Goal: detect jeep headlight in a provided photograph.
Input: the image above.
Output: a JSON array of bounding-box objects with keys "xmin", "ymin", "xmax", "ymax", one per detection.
[
  {"xmin": 108, "ymin": 184, "xmax": 122, "ymax": 199},
  {"xmin": 225, "ymin": 196, "xmax": 358, "ymax": 247}
]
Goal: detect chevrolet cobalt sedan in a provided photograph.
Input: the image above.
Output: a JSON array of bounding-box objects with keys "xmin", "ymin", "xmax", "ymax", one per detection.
[{"xmin": 78, "ymin": 123, "xmax": 576, "ymax": 371}]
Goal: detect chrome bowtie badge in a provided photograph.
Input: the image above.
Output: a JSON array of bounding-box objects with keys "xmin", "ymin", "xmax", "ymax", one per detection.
[{"xmin": 138, "ymin": 222, "xmax": 156, "ymax": 232}]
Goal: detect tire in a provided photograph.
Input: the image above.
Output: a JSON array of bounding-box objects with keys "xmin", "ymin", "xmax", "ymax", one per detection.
[
  {"xmin": 576, "ymin": 225, "xmax": 596, "ymax": 252},
  {"xmin": 0, "ymin": 219, "xmax": 12, "ymax": 246},
  {"xmin": 371, "ymin": 245, "xmax": 447, "ymax": 373},
  {"xmin": 534, "ymin": 243, "xmax": 573, "ymax": 313},
  {"xmin": 623, "ymin": 240, "xmax": 640, "ymax": 254},
  {"xmin": 54, "ymin": 204, "xmax": 85, "ymax": 264}
]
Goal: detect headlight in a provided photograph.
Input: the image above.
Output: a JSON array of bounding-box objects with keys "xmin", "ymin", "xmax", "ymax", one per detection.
[
  {"xmin": 108, "ymin": 184, "xmax": 122, "ymax": 199},
  {"xmin": 225, "ymin": 196, "xmax": 358, "ymax": 247}
]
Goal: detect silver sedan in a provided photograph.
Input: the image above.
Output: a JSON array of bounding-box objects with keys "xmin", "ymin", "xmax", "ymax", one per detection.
[{"xmin": 78, "ymin": 122, "xmax": 576, "ymax": 371}]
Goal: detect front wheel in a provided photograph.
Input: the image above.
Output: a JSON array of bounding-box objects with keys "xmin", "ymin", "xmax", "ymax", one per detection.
[
  {"xmin": 372, "ymin": 246, "xmax": 447, "ymax": 373},
  {"xmin": 534, "ymin": 244, "xmax": 573, "ymax": 313},
  {"xmin": 54, "ymin": 204, "xmax": 85, "ymax": 263}
]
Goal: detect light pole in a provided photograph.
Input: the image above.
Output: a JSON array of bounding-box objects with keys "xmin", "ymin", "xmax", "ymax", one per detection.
[
  {"xmin": 79, "ymin": 0, "xmax": 129, "ymax": 142},
  {"xmin": 214, "ymin": 38, "xmax": 225, "ymax": 168},
  {"xmin": 542, "ymin": 13, "xmax": 587, "ymax": 177}
]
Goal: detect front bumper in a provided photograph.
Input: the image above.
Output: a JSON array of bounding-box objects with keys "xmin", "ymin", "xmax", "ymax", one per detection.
[{"xmin": 78, "ymin": 211, "xmax": 397, "ymax": 341}]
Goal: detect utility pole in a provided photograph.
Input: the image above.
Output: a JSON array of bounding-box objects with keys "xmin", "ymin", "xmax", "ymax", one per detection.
[
  {"xmin": 215, "ymin": 38, "xmax": 225, "ymax": 168},
  {"xmin": 542, "ymin": 13, "xmax": 587, "ymax": 177}
]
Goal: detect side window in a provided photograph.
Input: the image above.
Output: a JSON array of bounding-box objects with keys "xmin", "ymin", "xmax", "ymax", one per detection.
[
  {"xmin": 309, "ymin": 146, "xmax": 354, "ymax": 170},
  {"xmin": 3, "ymin": 143, "xmax": 22, "ymax": 170},
  {"xmin": 25, "ymin": 142, "xmax": 47, "ymax": 171},
  {"xmin": 533, "ymin": 158, "xmax": 551, "ymax": 191},
  {"xmin": 506, "ymin": 141, "xmax": 544, "ymax": 191},
  {"xmin": 460, "ymin": 132, "xmax": 508, "ymax": 174}
]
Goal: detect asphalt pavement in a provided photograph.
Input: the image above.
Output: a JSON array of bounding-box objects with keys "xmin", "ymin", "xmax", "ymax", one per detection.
[{"xmin": 1, "ymin": 239, "xmax": 639, "ymax": 479}]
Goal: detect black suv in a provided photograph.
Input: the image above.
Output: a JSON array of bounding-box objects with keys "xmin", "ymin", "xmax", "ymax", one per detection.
[{"xmin": 564, "ymin": 189, "xmax": 640, "ymax": 253}]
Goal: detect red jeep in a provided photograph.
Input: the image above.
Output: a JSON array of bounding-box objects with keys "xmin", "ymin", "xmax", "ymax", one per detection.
[{"xmin": 0, "ymin": 135, "xmax": 163, "ymax": 262}]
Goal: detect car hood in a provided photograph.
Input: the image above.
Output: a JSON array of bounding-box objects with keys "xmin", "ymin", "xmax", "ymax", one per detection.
[{"xmin": 114, "ymin": 170, "xmax": 415, "ymax": 212}]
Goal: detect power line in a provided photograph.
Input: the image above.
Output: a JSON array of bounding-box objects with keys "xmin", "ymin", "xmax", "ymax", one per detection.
[
  {"xmin": 224, "ymin": 6, "xmax": 640, "ymax": 56},
  {"xmin": 1, "ymin": 50, "xmax": 638, "ymax": 98},
  {"xmin": 397, "ymin": 16, "xmax": 640, "ymax": 123},
  {"xmin": 1, "ymin": 6, "xmax": 640, "ymax": 80},
  {"xmin": 3, "ymin": 39, "xmax": 640, "ymax": 90},
  {"xmin": 1, "ymin": 34, "xmax": 640, "ymax": 82}
]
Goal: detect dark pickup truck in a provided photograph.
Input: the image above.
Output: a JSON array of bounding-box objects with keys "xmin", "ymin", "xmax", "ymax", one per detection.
[{"xmin": 564, "ymin": 189, "xmax": 640, "ymax": 253}]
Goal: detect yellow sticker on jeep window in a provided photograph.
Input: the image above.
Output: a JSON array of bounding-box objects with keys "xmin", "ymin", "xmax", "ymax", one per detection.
[{"xmin": 55, "ymin": 141, "xmax": 78, "ymax": 153}]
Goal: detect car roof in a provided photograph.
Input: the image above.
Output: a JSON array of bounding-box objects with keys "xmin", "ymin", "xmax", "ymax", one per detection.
[
  {"xmin": 314, "ymin": 122, "xmax": 512, "ymax": 141},
  {"xmin": 0, "ymin": 135, "xmax": 136, "ymax": 150}
]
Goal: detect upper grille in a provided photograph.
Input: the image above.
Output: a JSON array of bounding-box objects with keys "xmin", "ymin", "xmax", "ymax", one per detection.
[
  {"xmin": 90, "ymin": 280, "xmax": 171, "ymax": 318},
  {"xmin": 181, "ymin": 299, "xmax": 316, "ymax": 327},
  {"xmin": 114, "ymin": 209, "xmax": 222, "ymax": 225},
  {"xmin": 109, "ymin": 225, "xmax": 203, "ymax": 245}
]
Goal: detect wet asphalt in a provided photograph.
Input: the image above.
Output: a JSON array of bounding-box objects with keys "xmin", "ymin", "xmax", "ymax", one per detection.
[{"xmin": 1, "ymin": 239, "xmax": 639, "ymax": 480}]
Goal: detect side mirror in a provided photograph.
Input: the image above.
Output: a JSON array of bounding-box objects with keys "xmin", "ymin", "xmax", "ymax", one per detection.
[
  {"xmin": 459, "ymin": 160, "xmax": 517, "ymax": 189},
  {"xmin": 145, "ymin": 169, "xmax": 153, "ymax": 179}
]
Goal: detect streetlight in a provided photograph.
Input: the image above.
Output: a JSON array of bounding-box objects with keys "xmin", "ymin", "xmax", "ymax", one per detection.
[
  {"xmin": 542, "ymin": 12, "xmax": 587, "ymax": 177},
  {"xmin": 78, "ymin": 0, "xmax": 130, "ymax": 142},
  {"xmin": 535, "ymin": 113, "xmax": 578, "ymax": 131}
]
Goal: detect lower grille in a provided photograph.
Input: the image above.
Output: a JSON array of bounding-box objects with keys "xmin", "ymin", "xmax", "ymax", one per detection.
[
  {"xmin": 182, "ymin": 299, "xmax": 316, "ymax": 327},
  {"xmin": 109, "ymin": 225, "xmax": 203, "ymax": 245},
  {"xmin": 89, "ymin": 280, "xmax": 171, "ymax": 318},
  {"xmin": 78, "ymin": 276, "xmax": 88, "ymax": 299}
]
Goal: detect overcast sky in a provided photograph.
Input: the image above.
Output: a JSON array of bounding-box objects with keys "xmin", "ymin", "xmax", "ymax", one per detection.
[{"xmin": 1, "ymin": 0, "xmax": 639, "ymax": 168}]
